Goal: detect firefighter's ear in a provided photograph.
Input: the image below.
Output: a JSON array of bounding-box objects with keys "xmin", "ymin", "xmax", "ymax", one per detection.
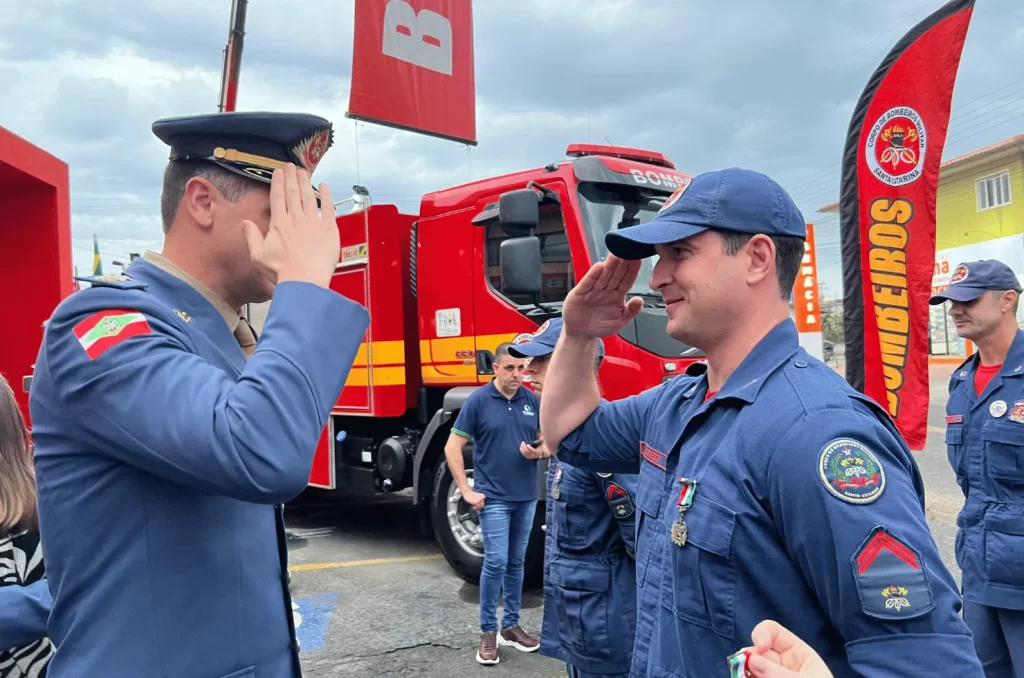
[
  {"xmin": 743, "ymin": 234, "xmax": 775, "ymax": 287},
  {"xmin": 181, "ymin": 176, "xmax": 216, "ymax": 230}
]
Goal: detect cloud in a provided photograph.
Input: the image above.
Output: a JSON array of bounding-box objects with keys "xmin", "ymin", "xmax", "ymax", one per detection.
[{"xmin": 2, "ymin": 0, "xmax": 1021, "ymax": 298}]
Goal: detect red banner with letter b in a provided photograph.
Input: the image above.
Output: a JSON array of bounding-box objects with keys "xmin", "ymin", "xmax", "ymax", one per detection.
[
  {"xmin": 839, "ymin": 0, "xmax": 975, "ymax": 450},
  {"xmin": 348, "ymin": 0, "xmax": 476, "ymax": 145}
]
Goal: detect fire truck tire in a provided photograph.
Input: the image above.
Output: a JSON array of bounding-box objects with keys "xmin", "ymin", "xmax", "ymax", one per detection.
[
  {"xmin": 431, "ymin": 455, "xmax": 483, "ymax": 584},
  {"xmin": 430, "ymin": 455, "xmax": 546, "ymax": 588}
]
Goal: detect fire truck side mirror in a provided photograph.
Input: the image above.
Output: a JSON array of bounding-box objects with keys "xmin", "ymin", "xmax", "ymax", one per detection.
[
  {"xmin": 497, "ymin": 189, "xmax": 540, "ymax": 234},
  {"xmin": 499, "ymin": 236, "xmax": 541, "ymax": 297}
]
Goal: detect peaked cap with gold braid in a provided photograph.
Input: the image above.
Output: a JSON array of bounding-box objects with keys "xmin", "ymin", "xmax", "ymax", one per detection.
[{"xmin": 152, "ymin": 111, "xmax": 334, "ymax": 202}]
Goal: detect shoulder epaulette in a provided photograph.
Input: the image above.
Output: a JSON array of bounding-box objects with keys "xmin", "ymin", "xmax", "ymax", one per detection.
[{"xmin": 74, "ymin": 274, "xmax": 148, "ymax": 291}]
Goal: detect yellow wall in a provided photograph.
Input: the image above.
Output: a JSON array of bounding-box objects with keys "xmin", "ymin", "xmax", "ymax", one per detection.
[{"xmin": 936, "ymin": 148, "xmax": 1024, "ymax": 250}]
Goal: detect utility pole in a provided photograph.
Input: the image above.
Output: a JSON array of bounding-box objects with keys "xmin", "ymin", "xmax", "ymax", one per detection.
[{"xmin": 218, "ymin": 0, "xmax": 248, "ymax": 112}]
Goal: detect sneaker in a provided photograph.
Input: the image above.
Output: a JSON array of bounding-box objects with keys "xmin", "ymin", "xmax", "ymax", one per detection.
[
  {"xmin": 498, "ymin": 625, "xmax": 540, "ymax": 652},
  {"xmin": 476, "ymin": 631, "xmax": 499, "ymax": 665}
]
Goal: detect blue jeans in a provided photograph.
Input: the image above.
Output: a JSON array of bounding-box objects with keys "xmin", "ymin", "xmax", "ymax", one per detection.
[{"xmin": 478, "ymin": 499, "xmax": 536, "ymax": 633}]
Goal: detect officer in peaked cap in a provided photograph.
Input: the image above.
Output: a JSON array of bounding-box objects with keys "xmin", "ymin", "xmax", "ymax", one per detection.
[
  {"xmin": 29, "ymin": 112, "xmax": 369, "ymax": 677},
  {"xmin": 513, "ymin": 319, "xmax": 639, "ymax": 678},
  {"xmin": 537, "ymin": 167, "xmax": 984, "ymax": 676},
  {"xmin": 931, "ymin": 259, "xmax": 1024, "ymax": 676}
]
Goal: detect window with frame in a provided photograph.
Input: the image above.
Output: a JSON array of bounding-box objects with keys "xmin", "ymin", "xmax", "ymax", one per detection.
[
  {"xmin": 485, "ymin": 202, "xmax": 573, "ymax": 306},
  {"xmin": 977, "ymin": 171, "xmax": 1012, "ymax": 211}
]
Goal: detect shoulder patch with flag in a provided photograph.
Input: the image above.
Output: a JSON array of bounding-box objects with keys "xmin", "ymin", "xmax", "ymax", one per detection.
[{"xmin": 73, "ymin": 309, "xmax": 152, "ymax": 360}]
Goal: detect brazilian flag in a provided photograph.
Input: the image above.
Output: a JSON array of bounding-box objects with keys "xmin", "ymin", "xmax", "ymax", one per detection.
[{"xmin": 92, "ymin": 234, "xmax": 103, "ymax": 276}]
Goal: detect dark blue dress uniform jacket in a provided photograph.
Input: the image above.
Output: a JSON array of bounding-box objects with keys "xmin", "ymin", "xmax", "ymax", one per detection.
[
  {"xmin": 945, "ymin": 329, "xmax": 1024, "ymax": 611},
  {"xmin": 540, "ymin": 458, "xmax": 638, "ymax": 675},
  {"xmin": 557, "ymin": 319, "xmax": 983, "ymax": 678},
  {"xmin": 29, "ymin": 258, "xmax": 368, "ymax": 678}
]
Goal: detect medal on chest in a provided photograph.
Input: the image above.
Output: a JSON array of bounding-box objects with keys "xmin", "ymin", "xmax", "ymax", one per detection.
[
  {"xmin": 671, "ymin": 478, "xmax": 696, "ymax": 547},
  {"xmin": 551, "ymin": 464, "xmax": 563, "ymax": 500}
]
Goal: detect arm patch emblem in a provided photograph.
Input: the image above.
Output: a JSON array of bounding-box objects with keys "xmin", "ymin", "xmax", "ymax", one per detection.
[
  {"xmin": 818, "ymin": 438, "xmax": 886, "ymax": 504},
  {"xmin": 852, "ymin": 526, "xmax": 934, "ymax": 620},
  {"xmin": 73, "ymin": 310, "xmax": 152, "ymax": 360}
]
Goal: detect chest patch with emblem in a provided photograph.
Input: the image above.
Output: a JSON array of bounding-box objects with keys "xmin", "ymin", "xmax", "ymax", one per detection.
[
  {"xmin": 990, "ymin": 400, "xmax": 1008, "ymax": 418},
  {"xmin": 818, "ymin": 439, "xmax": 885, "ymax": 504},
  {"xmin": 1010, "ymin": 400, "xmax": 1024, "ymax": 424}
]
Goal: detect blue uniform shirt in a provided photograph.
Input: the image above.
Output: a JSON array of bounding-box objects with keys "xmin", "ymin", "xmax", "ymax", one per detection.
[
  {"xmin": 945, "ymin": 329, "xmax": 1024, "ymax": 611},
  {"xmin": 557, "ymin": 319, "xmax": 983, "ymax": 677},
  {"xmin": 540, "ymin": 458, "xmax": 638, "ymax": 674},
  {"xmin": 452, "ymin": 381, "xmax": 541, "ymax": 502},
  {"xmin": 29, "ymin": 258, "xmax": 369, "ymax": 678}
]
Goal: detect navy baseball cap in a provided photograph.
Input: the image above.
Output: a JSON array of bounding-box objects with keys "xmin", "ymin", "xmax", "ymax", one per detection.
[
  {"xmin": 507, "ymin": 319, "xmax": 605, "ymax": 359},
  {"xmin": 605, "ymin": 167, "xmax": 807, "ymax": 260},
  {"xmin": 929, "ymin": 259, "xmax": 1022, "ymax": 305}
]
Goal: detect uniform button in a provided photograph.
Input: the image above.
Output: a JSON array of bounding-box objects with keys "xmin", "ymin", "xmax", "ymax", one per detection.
[{"xmin": 795, "ymin": 360, "xmax": 808, "ymax": 368}]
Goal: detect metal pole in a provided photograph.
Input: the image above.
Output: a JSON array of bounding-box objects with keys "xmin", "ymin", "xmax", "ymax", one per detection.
[{"xmin": 218, "ymin": 0, "xmax": 248, "ymax": 112}]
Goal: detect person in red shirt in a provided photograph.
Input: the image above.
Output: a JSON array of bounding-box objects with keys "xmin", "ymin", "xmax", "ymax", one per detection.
[{"xmin": 930, "ymin": 258, "xmax": 1024, "ymax": 677}]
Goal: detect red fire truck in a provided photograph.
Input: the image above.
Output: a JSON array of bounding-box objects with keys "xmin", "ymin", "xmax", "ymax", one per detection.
[{"xmin": 286, "ymin": 143, "xmax": 704, "ymax": 583}]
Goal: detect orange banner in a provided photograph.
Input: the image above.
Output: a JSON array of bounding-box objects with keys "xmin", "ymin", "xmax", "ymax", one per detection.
[{"xmin": 794, "ymin": 223, "xmax": 822, "ymax": 333}]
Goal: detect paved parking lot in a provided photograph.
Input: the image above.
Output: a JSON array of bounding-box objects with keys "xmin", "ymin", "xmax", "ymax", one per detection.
[{"xmin": 286, "ymin": 362, "xmax": 965, "ymax": 677}]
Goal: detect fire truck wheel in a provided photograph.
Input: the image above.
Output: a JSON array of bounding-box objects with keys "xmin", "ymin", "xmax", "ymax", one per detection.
[{"xmin": 431, "ymin": 455, "xmax": 484, "ymax": 584}]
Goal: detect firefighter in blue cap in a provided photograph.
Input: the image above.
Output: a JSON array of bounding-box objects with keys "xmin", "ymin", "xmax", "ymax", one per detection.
[
  {"xmin": 537, "ymin": 167, "xmax": 984, "ymax": 676},
  {"xmin": 930, "ymin": 259, "xmax": 1024, "ymax": 677},
  {"xmin": 512, "ymin": 319, "xmax": 638, "ymax": 678},
  {"xmin": 28, "ymin": 111, "xmax": 369, "ymax": 677}
]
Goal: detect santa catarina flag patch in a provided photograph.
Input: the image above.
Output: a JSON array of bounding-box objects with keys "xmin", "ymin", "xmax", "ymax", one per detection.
[{"xmin": 73, "ymin": 309, "xmax": 152, "ymax": 359}]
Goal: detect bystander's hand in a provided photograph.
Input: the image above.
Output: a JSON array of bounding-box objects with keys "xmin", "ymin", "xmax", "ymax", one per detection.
[
  {"xmin": 462, "ymin": 489, "xmax": 486, "ymax": 511},
  {"xmin": 561, "ymin": 254, "xmax": 644, "ymax": 340},
  {"xmin": 243, "ymin": 163, "xmax": 339, "ymax": 289},
  {"xmin": 740, "ymin": 620, "xmax": 833, "ymax": 678},
  {"xmin": 519, "ymin": 440, "xmax": 549, "ymax": 460}
]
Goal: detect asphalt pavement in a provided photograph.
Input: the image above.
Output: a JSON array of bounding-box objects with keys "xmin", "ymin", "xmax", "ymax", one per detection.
[{"xmin": 285, "ymin": 361, "xmax": 965, "ymax": 677}]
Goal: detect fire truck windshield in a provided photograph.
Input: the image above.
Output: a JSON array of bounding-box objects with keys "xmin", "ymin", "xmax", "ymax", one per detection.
[{"xmin": 576, "ymin": 181, "xmax": 667, "ymax": 301}]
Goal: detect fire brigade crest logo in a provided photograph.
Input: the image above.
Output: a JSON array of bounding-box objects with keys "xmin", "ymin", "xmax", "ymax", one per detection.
[
  {"xmin": 818, "ymin": 438, "xmax": 886, "ymax": 504},
  {"xmin": 865, "ymin": 106, "xmax": 927, "ymax": 187},
  {"xmin": 950, "ymin": 264, "xmax": 969, "ymax": 284},
  {"xmin": 1010, "ymin": 400, "xmax": 1024, "ymax": 424},
  {"xmin": 659, "ymin": 180, "xmax": 690, "ymax": 213},
  {"xmin": 881, "ymin": 585, "xmax": 911, "ymax": 612},
  {"xmin": 291, "ymin": 126, "xmax": 333, "ymax": 174}
]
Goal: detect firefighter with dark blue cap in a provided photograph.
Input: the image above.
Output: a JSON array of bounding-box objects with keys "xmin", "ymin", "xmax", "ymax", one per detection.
[
  {"xmin": 931, "ymin": 259, "xmax": 1024, "ymax": 676},
  {"xmin": 536, "ymin": 167, "xmax": 984, "ymax": 676},
  {"xmin": 29, "ymin": 111, "xmax": 369, "ymax": 677},
  {"xmin": 512, "ymin": 319, "xmax": 638, "ymax": 678}
]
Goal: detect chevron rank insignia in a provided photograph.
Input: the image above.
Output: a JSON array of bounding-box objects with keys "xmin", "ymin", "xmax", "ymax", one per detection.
[
  {"xmin": 73, "ymin": 309, "xmax": 152, "ymax": 360},
  {"xmin": 852, "ymin": 526, "xmax": 934, "ymax": 621},
  {"xmin": 606, "ymin": 483, "xmax": 634, "ymax": 519}
]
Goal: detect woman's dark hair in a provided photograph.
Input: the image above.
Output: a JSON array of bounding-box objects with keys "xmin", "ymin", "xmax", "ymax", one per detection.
[{"xmin": 0, "ymin": 373, "xmax": 38, "ymax": 536}]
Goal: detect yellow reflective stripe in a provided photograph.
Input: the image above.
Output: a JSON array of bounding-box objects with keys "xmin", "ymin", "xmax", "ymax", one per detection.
[
  {"xmin": 344, "ymin": 366, "xmax": 407, "ymax": 387},
  {"xmin": 352, "ymin": 340, "xmax": 406, "ymax": 367}
]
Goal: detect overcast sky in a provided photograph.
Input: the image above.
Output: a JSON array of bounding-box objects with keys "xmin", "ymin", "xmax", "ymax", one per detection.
[{"xmin": 2, "ymin": 0, "xmax": 1022, "ymax": 300}]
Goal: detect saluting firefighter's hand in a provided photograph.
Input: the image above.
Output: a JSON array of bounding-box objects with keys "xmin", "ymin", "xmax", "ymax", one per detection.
[
  {"xmin": 243, "ymin": 163, "xmax": 339, "ymax": 290},
  {"xmin": 561, "ymin": 254, "xmax": 644, "ymax": 340}
]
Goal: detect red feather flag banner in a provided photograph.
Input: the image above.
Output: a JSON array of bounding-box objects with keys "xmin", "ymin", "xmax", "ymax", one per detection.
[{"xmin": 840, "ymin": 0, "xmax": 976, "ymax": 450}]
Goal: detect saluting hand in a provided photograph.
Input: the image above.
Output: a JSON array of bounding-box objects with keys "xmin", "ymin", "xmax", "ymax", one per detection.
[
  {"xmin": 562, "ymin": 255, "xmax": 644, "ymax": 340},
  {"xmin": 741, "ymin": 620, "xmax": 833, "ymax": 678},
  {"xmin": 243, "ymin": 163, "xmax": 339, "ymax": 289}
]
